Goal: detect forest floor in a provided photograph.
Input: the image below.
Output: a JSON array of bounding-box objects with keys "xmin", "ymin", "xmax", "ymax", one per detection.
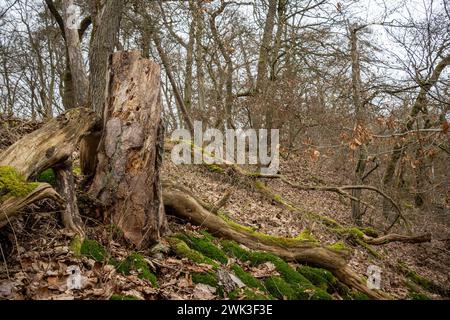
[{"xmin": 0, "ymin": 142, "xmax": 449, "ymax": 300}]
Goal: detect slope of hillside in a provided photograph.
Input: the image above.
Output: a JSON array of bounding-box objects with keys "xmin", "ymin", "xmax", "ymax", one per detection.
[{"xmin": 0, "ymin": 144, "xmax": 448, "ymax": 300}]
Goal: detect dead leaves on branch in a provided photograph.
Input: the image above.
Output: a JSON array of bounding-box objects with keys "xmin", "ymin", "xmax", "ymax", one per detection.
[{"xmin": 347, "ymin": 124, "xmax": 373, "ymax": 151}]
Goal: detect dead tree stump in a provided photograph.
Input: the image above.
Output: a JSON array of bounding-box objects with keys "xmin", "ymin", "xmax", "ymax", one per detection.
[{"xmin": 90, "ymin": 51, "xmax": 167, "ymax": 248}]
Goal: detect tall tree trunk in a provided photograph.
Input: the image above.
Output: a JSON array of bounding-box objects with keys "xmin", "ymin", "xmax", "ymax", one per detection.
[
  {"xmin": 265, "ymin": 0, "xmax": 287, "ymax": 132},
  {"xmin": 88, "ymin": 0, "xmax": 125, "ymax": 114},
  {"xmin": 254, "ymin": 0, "xmax": 277, "ymax": 130},
  {"xmin": 194, "ymin": 1, "xmax": 206, "ymax": 113},
  {"xmin": 153, "ymin": 32, "xmax": 194, "ymax": 133},
  {"xmin": 382, "ymin": 54, "xmax": 450, "ymax": 219},
  {"xmin": 349, "ymin": 25, "xmax": 366, "ymax": 226},
  {"xmin": 79, "ymin": 0, "xmax": 125, "ymax": 177},
  {"xmin": 54, "ymin": 159, "xmax": 83, "ymax": 235},
  {"xmin": 62, "ymin": 0, "xmax": 89, "ymax": 107},
  {"xmin": 184, "ymin": 21, "xmax": 195, "ymax": 112},
  {"xmin": 209, "ymin": 2, "xmax": 234, "ymax": 129},
  {"xmin": 256, "ymin": 0, "xmax": 277, "ymax": 93},
  {"xmin": 90, "ymin": 51, "xmax": 167, "ymax": 248},
  {"xmin": 62, "ymin": 57, "xmax": 75, "ymax": 110}
]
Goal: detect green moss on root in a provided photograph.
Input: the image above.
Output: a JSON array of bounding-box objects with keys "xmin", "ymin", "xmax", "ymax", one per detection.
[
  {"xmin": 219, "ymin": 214, "xmax": 317, "ymax": 247},
  {"xmin": 317, "ymin": 216, "xmax": 341, "ymax": 228},
  {"xmin": 191, "ymin": 272, "xmax": 218, "ymax": 287},
  {"xmin": 297, "ymin": 265, "xmax": 352, "ymax": 296},
  {"xmin": 252, "ymin": 231, "xmax": 318, "ymax": 247},
  {"xmin": 228, "ymin": 288, "xmax": 272, "ymax": 300},
  {"xmin": 264, "ymin": 276, "xmax": 298, "ymax": 300},
  {"xmin": 218, "ymin": 214, "xmax": 256, "ymax": 233},
  {"xmin": 80, "ymin": 239, "xmax": 107, "ymax": 262},
  {"xmin": 69, "ymin": 235, "xmax": 82, "ymax": 255},
  {"xmin": 242, "ymin": 288, "xmax": 272, "ymax": 300},
  {"xmin": 347, "ymin": 227, "xmax": 365, "ymax": 239},
  {"xmin": 204, "ymin": 164, "xmax": 225, "ymax": 173},
  {"xmin": 222, "ymin": 240, "xmax": 331, "ymax": 300},
  {"xmin": 355, "ymin": 238, "xmax": 380, "ymax": 258},
  {"xmin": 359, "ymin": 227, "xmax": 379, "ymax": 237},
  {"xmin": 0, "ymin": 166, "xmax": 39, "ymax": 201},
  {"xmin": 231, "ymin": 264, "xmax": 265, "ymax": 291},
  {"xmin": 199, "ymin": 230, "xmax": 215, "ymax": 241},
  {"xmin": 346, "ymin": 291, "xmax": 370, "ymax": 300},
  {"xmin": 408, "ymin": 292, "xmax": 430, "ymax": 300},
  {"xmin": 327, "ymin": 241, "xmax": 349, "ymax": 252},
  {"xmin": 113, "ymin": 252, "xmax": 158, "ymax": 287},
  {"xmin": 296, "ymin": 229, "xmax": 318, "ymax": 242},
  {"xmin": 254, "ymin": 181, "xmax": 296, "ymax": 210},
  {"xmin": 264, "ymin": 275, "xmax": 331, "ymax": 300},
  {"xmin": 167, "ymin": 237, "xmax": 218, "ymax": 267},
  {"xmin": 72, "ymin": 166, "xmax": 81, "ymax": 176},
  {"xmin": 176, "ymin": 233, "xmax": 228, "ymax": 264},
  {"xmin": 297, "ymin": 266, "xmax": 335, "ymax": 291},
  {"xmin": 398, "ymin": 262, "xmax": 444, "ymax": 295},
  {"xmin": 220, "ymin": 240, "xmax": 252, "ymax": 261}
]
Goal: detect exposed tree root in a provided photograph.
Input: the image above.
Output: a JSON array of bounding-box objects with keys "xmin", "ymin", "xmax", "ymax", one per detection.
[
  {"xmin": 362, "ymin": 233, "xmax": 431, "ymax": 245},
  {"xmin": 162, "ymin": 182, "xmax": 387, "ymax": 299},
  {"xmin": 234, "ymin": 168, "xmax": 406, "ymax": 232},
  {"xmin": 397, "ymin": 262, "xmax": 450, "ymax": 297},
  {"xmin": 165, "ymin": 140, "xmax": 431, "ymax": 257}
]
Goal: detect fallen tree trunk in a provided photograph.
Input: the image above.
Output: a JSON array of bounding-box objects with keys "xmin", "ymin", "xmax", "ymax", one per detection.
[
  {"xmin": 162, "ymin": 182, "xmax": 387, "ymax": 299},
  {"xmin": 0, "ymin": 108, "xmax": 100, "ymax": 232},
  {"xmin": 0, "ymin": 108, "xmax": 100, "ymax": 179},
  {"xmin": 0, "ymin": 183, "xmax": 63, "ymax": 228}
]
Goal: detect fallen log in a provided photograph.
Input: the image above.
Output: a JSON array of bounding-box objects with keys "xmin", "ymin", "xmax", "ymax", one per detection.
[
  {"xmin": 0, "ymin": 108, "xmax": 100, "ymax": 179},
  {"xmin": 0, "ymin": 108, "xmax": 100, "ymax": 232},
  {"xmin": 0, "ymin": 183, "xmax": 63, "ymax": 228},
  {"xmin": 162, "ymin": 182, "xmax": 387, "ymax": 299}
]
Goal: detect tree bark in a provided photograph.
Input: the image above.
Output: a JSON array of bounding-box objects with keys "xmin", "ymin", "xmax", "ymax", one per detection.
[
  {"xmin": 79, "ymin": 0, "xmax": 125, "ymax": 177},
  {"xmin": 62, "ymin": 0, "xmax": 89, "ymax": 107},
  {"xmin": 349, "ymin": 25, "xmax": 367, "ymax": 226},
  {"xmin": 54, "ymin": 159, "xmax": 84, "ymax": 235},
  {"xmin": 209, "ymin": 3, "xmax": 234, "ymax": 129},
  {"xmin": 193, "ymin": 1, "xmax": 206, "ymax": 113},
  {"xmin": 89, "ymin": 51, "xmax": 167, "ymax": 248},
  {"xmin": 88, "ymin": 0, "xmax": 124, "ymax": 114},
  {"xmin": 256, "ymin": 0, "xmax": 277, "ymax": 93}
]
